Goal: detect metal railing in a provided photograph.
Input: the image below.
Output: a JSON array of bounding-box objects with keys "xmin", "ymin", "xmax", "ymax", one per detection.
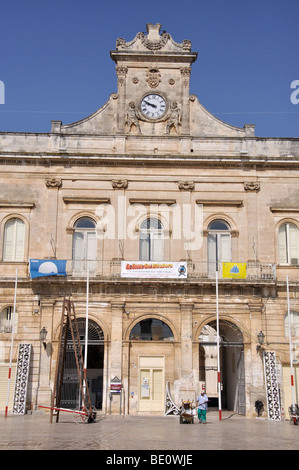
[{"xmin": 66, "ymin": 259, "xmax": 276, "ymax": 281}]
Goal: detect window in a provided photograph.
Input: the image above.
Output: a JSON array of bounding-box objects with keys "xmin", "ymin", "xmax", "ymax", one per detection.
[
  {"xmin": 0, "ymin": 306, "xmax": 17, "ymax": 333},
  {"xmin": 3, "ymin": 218, "xmax": 25, "ymax": 261},
  {"xmin": 139, "ymin": 218, "xmax": 164, "ymax": 261},
  {"xmin": 279, "ymin": 223, "xmax": 299, "ymax": 265},
  {"xmin": 208, "ymin": 219, "xmax": 231, "ymax": 273},
  {"xmin": 72, "ymin": 217, "xmax": 97, "ymax": 274},
  {"xmin": 129, "ymin": 319, "xmax": 174, "ymax": 341},
  {"xmin": 284, "ymin": 311, "xmax": 299, "ymax": 338}
]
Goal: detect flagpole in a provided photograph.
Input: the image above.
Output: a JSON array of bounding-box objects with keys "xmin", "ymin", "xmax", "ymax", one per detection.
[
  {"xmin": 287, "ymin": 276, "xmax": 295, "ymax": 410},
  {"xmin": 5, "ymin": 268, "xmax": 18, "ymax": 417},
  {"xmin": 83, "ymin": 266, "xmax": 89, "ymax": 400},
  {"xmin": 216, "ymin": 269, "xmax": 222, "ymax": 421}
]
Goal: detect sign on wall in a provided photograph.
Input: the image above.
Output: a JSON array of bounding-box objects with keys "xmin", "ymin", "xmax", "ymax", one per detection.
[
  {"xmin": 29, "ymin": 259, "xmax": 67, "ymax": 279},
  {"xmin": 222, "ymin": 263, "xmax": 247, "ymax": 279},
  {"xmin": 121, "ymin": 261, "xmax": 187, "ymax": 279}
]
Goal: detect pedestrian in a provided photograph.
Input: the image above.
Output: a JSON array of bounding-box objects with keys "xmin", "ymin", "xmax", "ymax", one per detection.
[{"xmin": 197, "ymin": 391, "xmax": 208, "ymax": 423}]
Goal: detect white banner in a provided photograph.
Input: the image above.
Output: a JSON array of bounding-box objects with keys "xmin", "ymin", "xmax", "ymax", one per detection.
[{"xmin": 121, "ymin": 261, "xmax": 187, "ymax": 279}]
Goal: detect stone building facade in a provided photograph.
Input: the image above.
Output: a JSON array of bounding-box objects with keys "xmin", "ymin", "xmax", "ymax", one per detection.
[{"xmin": 0, "ymin": 24, "xmax": 299, "ymax": 418}]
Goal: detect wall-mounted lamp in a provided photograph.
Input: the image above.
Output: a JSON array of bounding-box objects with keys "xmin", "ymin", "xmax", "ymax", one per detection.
[
  {"xmin": 40, "ymin": 327, "xmax": 48, "ymax": 349},
  {"xmin": 256, "ymin": 331, "xmax": 265, "ymax": 351},
  {"xmin": 122, "ymin": 304, "xmax": 130, "ymax": 317}
]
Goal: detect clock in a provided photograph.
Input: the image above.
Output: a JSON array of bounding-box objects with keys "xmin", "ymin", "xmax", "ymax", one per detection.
[{"xmin": 140, "ymin": 94, "xmax": 167, "ymax": 119}]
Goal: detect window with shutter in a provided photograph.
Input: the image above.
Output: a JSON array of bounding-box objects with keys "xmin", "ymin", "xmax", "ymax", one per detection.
[
  {"xmin": 72, "ymin": 217, "xmax": 97, "ymax": 274},
  {"xmin": 3, "ymin": 218, "xmax": 25, "ymax": 262},
  {"xmin": 208, "ymin": 220, "xmax": 231, "ymax": 274},
  {"xmin": 139, "ymin": 218, "xmax": 164, "ymax": 261},
  {"xmin": 278, "ymin": 223, "xmax": 299, "ymax": 265}
]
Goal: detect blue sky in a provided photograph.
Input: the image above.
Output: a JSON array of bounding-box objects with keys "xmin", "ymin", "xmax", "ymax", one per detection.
[{"xmin": 0, "ymin": 0, "xmax": 298, "ymax": 137}]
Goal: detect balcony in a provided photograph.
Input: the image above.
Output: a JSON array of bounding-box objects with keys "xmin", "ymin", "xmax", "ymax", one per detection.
[{"xmin": 63, "ymin": 260, "xmax": 277, "ymax": 282}]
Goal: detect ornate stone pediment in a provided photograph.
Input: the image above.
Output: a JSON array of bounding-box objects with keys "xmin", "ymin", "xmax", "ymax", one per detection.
[{"xmin": 115, "ymin": 23, "xmax": 192, "ymax": 53}]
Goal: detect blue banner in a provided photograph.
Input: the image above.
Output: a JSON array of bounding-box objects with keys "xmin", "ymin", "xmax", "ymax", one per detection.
[{"xmin": 29, "ymin": 259, "xmax": 67, "ymax": 279}]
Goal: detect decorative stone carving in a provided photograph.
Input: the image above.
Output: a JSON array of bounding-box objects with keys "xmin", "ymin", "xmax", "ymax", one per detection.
[
  {"xmin": 112, "ymin": 179, "xmax": 128, "ymax": 189},
  {"xmin": 116, "ymin": 65, "xmax": 128, "ymax": 86},
  {"xmin": 45, "ymin": 178, "xmax": 62, "ymax": 188},
  {"xmin": 182, "ymin": 40, "xmax": 192, "ymax": 51},
  {"xmin": 166, "ymin": 102, "xmax": 181, "ymax": 134},
  {"xmin": 180, "ymin": 67, "xmax": 191, "ymax": 77},
  {"xmin": 146, "ymin": 67, "xmax": 161, "ymax": 88},
  {"xmin": 125, "ymin": 102, "xmax": 141, "ymax": 133},
  {"xmin": 244, "ymin": 181, "xmax": 260, "ymax": 192},
  {"xmin": 136, "ymin": 30, "xmax": 171, "ymax": 50},
  {"xmin": 116, "ymin": 38, "xmax": 126, "ymax": 49},
  {"xmin": 177, "ymin": 181, "xmax": 195, "ymax": 191},
  {"xmin": 181, "ymin": 67, "xmax": 191, "ymax": 87}
]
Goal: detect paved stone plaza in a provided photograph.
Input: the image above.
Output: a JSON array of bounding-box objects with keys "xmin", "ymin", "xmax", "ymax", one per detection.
[{"xmin": 0, "ymin": 411, "xmax": 298, "ymax": 451}]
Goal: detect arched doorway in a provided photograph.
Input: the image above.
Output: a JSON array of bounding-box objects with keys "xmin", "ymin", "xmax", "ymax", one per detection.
[
  {"xmin": 60, "ymin": 319, "xmax": 104, "ymax": 410},
  {"xmin": 199, "ymin": 320, "xmax": 245, "ymax": 415}
]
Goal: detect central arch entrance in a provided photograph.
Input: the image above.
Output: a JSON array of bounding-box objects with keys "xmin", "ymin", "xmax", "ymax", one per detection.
[
  {"xmin": 199, "ymin": 320, "xmax": 245, "ymax": 415},
  {"xmin": 60, "ymin": 319, "xmax": 104, "ymax": 410}
]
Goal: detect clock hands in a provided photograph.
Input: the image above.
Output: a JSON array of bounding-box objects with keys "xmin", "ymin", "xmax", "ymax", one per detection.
[{"xmin": 144, "ymin": 100, "xmax": 157, "ymax": 109}]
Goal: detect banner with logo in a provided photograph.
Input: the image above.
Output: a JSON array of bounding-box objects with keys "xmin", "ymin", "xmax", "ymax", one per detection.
[
  {"xmin": 222, "ymin": 262, "xmax": 247, "ymax": 279},
  {"xmin": 121, "ymin": 261, "xmax": 187, "ymax": 279},
  {"xmin": 29, "ymin": 259, "xmax": 67, "ymax": 279}
]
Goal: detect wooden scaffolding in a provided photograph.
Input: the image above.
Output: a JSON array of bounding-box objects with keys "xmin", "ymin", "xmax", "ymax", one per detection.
[{"xmin": 50, "ymin": 297, "xmax": 95, "ymax": 423}]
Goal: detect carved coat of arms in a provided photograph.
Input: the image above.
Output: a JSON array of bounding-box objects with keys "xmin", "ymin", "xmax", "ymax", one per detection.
[{"xmin": 146, "ymin": 68, "xmax": 161, "ymax": 88}]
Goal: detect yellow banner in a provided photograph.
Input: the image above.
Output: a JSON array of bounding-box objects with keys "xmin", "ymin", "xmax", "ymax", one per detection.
[{"xmin": 222, "ymin": 263, "xmax": 247, "ymax": 279}]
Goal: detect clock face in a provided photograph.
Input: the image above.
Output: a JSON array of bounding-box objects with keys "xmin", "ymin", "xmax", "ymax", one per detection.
[{"xmin": 140, "ymin": 94, "xmax": 167, "ymax": 119}]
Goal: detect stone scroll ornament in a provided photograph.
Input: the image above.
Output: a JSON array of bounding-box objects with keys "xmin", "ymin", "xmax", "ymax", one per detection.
[
  {"xmin": 12, "ymin": 343, "xmax": 31, "ymax": 414},
  {"xmin": 263, "ymin": 351, "xmax": 281, "ymax": 421}
]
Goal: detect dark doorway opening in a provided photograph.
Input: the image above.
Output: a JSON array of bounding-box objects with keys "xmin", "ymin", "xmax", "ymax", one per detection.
[
  {"xmin": 199, "ymin": 320, "xmax": 245, "ymax": 415},
  {"xmin": 60, "ymin": 319, "xmax": 104, "ymax": 410}
]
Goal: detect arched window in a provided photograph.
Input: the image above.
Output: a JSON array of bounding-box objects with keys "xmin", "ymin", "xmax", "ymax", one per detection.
[
  {"xmin": 139, "ymin": 217, "xmax": 164, "ymax": 261},
  {"xmin": 129, "ymin": 318, "xmax": 174, "ymax": 341},
  {"xmin": 0, "ymin": 306, "xmax": 18, "ymax": 333},
  {"xmin": 279, "ymin": 222, "xmax": 299, "ymax": 265},
  {"xmin": 72, "ymin": 217, "xmax": 97, "ymax": 273},
  {"xmin": 3, "ymin": 218, "xmax": 25, "ymax": 261},
  {"xmin": 284, "ymin": 311, "xmax": 299, "ymax": 338},
  {"xmin": 208, "ymin": 219, "xmax": 231, "ymax": 273}
]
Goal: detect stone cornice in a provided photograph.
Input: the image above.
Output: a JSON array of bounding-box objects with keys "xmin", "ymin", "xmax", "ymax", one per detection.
[
  {"xmin": 63, "ymin": 197, "xmax": 111, "ymax": 205},
  {"xmin": 0, "ymin": 201, "xmax": 35, "ymax": 209},
  {"xmin": 0, "ymin": 152, "xmax": 299, "ymax": 170}
]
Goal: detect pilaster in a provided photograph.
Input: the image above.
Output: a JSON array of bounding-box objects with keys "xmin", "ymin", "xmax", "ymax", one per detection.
[
  {"xmin": 109, "ymin": 301, "xmax": 124, "ymax": 413},
  {"xmin": 36, "ymin": 299, "xmax": 55, "ymax": 408}
]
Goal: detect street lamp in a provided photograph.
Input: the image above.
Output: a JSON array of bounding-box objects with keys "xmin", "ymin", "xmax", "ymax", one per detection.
[
  {"xmin": 40, "ymin": 327, "xmax": 48, "ymax": 349},
  {"xmin": 256, "ymin": 331, "xmax": 265, "ymax": 351}
]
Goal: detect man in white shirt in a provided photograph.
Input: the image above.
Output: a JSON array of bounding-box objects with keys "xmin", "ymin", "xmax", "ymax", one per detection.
[{"xmin": 197, "ymin": 392, "xmax": 208, "ymax": 423}]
